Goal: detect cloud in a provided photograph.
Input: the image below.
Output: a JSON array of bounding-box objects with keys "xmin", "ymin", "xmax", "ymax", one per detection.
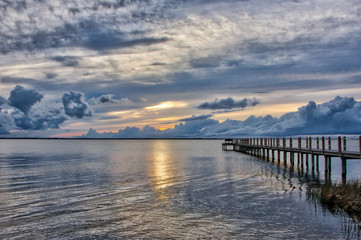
[
  {"xmin": 197, "ymin": 97, "xmax": 260, "ymax": 110},
  {"xmin": 189, "ymin": 56, "xmax": 221, "ymax": 68},
  {"xmin": 0, "ymin": 96, "xmax": 6, "ymax": 106},
  {"xmin": 82, "ymin": 125, "xmax": 163, "ymax": 138},
  {"xmin": 44, "ymin": 72, "xmax": 58, "ymax": 79},
  {"xmin": 179, "ymin": 114, "xmax": 214, "ymax": 122},
  {"xmin": 81, "ymin": 118, "xmax": 219, "ymax": 138},
  {"xmin": 84, "ymin": 32, "xmax": 169, "ymax": 51},
  {"xmin": 11, "ymin": 109, "xmax": 67, "ymax": 130},
  {"xmin": 0, "ymin": 85, "xmax": 71, "ymax": 134},
  {"xmin": 80, "ymin": 96, "xmax": 361, "ymax": 138},
  {"xmin": 62, "ymin": 91, "xmax": 93, "ymax": 118},
  {"xmin": 88, "ymin": 94, "xmax": 133, "ymax": 105},
  {"xmin": 0, "ymin": 1, "xmax": 172, "ymax": 54},
  {"xmin": 0, "ymin": 112, "xmax": 14, "ymax": 134},
  {"xmin": 50, "ymin": 56, "xmax": 80, "ymax": 67},
  {"xmin": 8, "ymin": 85, "xmax": 43, "ymax": 115},
  {"xmin": 207, "ymin": 96, "xmax": 361, "ymax": 136}
]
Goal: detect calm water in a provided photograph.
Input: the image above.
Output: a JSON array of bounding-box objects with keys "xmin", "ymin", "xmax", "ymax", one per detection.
[{"xmin": 0, "ymin": 139, "xmax": 360, "ymax": 239}]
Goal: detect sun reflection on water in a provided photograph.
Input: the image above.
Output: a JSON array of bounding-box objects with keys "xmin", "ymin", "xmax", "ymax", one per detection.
[{"xmin": 149, "ymin": 140, "xmax": 176, "ymax": 205}]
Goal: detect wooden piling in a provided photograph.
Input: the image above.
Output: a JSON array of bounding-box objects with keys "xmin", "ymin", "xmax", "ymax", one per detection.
[{"xmin": 342, "ymin": 157, "xmax": 347, "ymax": 185}]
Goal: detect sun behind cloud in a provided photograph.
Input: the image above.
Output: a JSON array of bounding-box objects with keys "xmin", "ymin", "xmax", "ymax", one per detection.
[{"xmin": 145, "ymin": 101, "xmax": 187, "ymax": 110}]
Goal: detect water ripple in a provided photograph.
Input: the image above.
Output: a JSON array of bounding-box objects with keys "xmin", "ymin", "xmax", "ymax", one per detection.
[{"xmin": 0, "ymin": 139, "xmax": 359, "ymax": 239}]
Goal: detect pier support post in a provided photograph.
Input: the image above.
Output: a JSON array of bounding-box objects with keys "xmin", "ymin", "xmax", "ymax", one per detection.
[
  {"xmin": 359, "ymin": 136, "xmax": 361, "ymax": 158},
  {"xmin": 325, "ymin": 157, "xmax": 329, "ymax": 180},
  {"xmin": 283, "ymin": 152, "xmax": 286, "ymax": 165},
  {"xmin": 342, "ymin": 157, "xmax": 347, "ymax": 185}
]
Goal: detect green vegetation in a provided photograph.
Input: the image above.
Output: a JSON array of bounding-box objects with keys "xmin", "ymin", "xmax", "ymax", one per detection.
[{"xmin": 320, "ymin": 180, "xmax": 361, "ymax": 220}]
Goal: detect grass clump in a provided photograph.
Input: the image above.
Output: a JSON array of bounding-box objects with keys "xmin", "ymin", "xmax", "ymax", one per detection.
[{"xmin": 320, "ymin": 180, "xmax": 361, "ymax": 220}]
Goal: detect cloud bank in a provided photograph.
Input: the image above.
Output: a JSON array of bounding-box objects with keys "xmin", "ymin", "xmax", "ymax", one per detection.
[{"xmin": 81, "ymin": 96, "xmax": 361, "ymax": 138}]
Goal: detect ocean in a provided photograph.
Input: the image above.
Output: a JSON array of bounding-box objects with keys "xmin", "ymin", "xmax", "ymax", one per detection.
[{"xmin": 0, "ymin": 139, "xmax": 360, "ymax": 239}]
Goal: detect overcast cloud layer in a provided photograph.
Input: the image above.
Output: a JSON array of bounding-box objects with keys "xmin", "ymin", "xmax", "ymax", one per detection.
[{"xmin": 0, "ymin": 0, "xmax": 361, "ymax": 137}]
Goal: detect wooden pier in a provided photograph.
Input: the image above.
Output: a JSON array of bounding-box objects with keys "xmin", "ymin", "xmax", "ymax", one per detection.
[{"xmin": 222, "ymin": 136, "xmax": 361, "ymax": 183}]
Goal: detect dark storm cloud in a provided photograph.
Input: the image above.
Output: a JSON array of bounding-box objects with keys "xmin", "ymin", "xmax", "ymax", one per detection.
[
  {"xmin": 179, "ymin": 114, "xmax": 214, "ymax": 122},
  {"xmin": 81, "ymin": 96, "xmax": 361, "ymax": 138},
  {"xmin": 197, "ymin": 97, "xmax": 259, "ymax": 110},
  {"xmin": 62, "ymin": 91, "xmax": 93, "ymax": 118},
  {"xmin": 8, "ymin": 85, "xmax": 43, "ymax": 115}
]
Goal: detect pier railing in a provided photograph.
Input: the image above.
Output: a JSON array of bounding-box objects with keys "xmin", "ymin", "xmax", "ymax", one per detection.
[
  {"xmin": 223, "ymin": 136, "xmax": 361, "ymax": 158},
  {"xmin": 222, "ymin": 136, "xmax": 361, "ymax": 182}
]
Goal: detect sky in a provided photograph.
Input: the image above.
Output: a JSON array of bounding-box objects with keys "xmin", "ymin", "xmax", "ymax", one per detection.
[{"xmin": 0, "ymin": 0, "xmax": 361, "ymax": 138}]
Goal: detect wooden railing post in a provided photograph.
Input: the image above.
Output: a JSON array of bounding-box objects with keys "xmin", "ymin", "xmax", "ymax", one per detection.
[
  {"xmin": 309, "ymin": 137, "xmax": 312, "ymax": 151},
  {"xmin": 328, "ymin": 137, "xmax": 331, "ymax": 150},
  {"xmin": 298, "ymin": 137, "xmax": 301, "ymax": 149},
  {"xmin": 289, "ymin": 137, "xmax": 293, "ymax": 148},
  {"xmin": 316, "ymin": 137, "xmax": 319, "ymax": 149},
  {"xmin": 338, "ymin": 136, "xmax": 342, "ymax": 154},
  {"xmin": 283, "ymin": 138, "xmax": 286, "ymax": 148},
  {"xmin": 322, "ymin": 137, "xmax": 325, "ymax": 153},
  {"xmin": 343, "ymin": 136, "xmax": 346, "ymax": 151}
]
